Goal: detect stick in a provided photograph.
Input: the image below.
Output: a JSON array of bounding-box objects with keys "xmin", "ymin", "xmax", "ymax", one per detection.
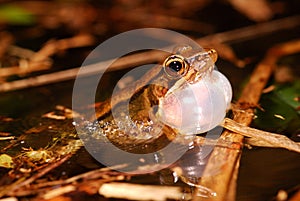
[
  {"xmin": 0, "ymin": 136, "xmax": 15, "ymax": 140},
  {"xmin": 194, "ymin": 39, "xmax": 300, "ymax": 201},
  {"xmin": 0, "ymin": 50, "xmax": 166, "ymax": 92},
  {"xmin": 221, "ymin": 118, "xmax": 300, "ymax": 153},
  {"xmin": 99, "ymin": 182, "xmax": 186, "ymax": 201}
]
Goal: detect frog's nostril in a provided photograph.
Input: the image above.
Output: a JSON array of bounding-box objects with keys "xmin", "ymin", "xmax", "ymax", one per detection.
[{"xmin": 204, "ymin": 48, "xmax": 218, "ymax": 63}]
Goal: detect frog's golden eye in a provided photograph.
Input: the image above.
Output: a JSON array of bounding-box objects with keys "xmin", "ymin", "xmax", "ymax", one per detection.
[{"xmin": 163, "ymin": 55, "xmax": 189, "ymax": 78}]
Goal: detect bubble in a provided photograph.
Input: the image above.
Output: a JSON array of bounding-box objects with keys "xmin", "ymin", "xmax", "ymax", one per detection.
[{"xmin": 157, "ymin": 69, "xmax": 232, "ymax": 134}]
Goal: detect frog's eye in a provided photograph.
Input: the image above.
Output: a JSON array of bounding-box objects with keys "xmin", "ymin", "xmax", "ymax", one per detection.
[{"xmin": 163, "ymin": 55, "xmax": 189, "ymax": 78}]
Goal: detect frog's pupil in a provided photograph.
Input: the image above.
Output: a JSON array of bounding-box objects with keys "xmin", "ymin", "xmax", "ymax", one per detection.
[{"xmin": 169, "ymin": 61, "xmax": 182, "ymax": 72}]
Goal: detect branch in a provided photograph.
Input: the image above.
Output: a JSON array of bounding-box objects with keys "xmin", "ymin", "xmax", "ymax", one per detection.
[
  {"xmin": 221, "ymin": 118, "xmax": 300, "ymax": 153},
  {"xmin": 99, "ymin": 182, "xmax": 186, "ymax": 201}
]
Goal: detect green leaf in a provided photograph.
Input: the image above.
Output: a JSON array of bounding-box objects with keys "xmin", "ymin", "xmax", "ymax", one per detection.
[
  {"xmin": 253, "ymin": 81, "xmax": 300, "ymax": 135},
  {"xmin": 275, "ymin": 81, "xmax": 300, "ymax": 114},
  {"xmin": 0, "ymin": 5, "xmax": 35, "ymax": 25}
]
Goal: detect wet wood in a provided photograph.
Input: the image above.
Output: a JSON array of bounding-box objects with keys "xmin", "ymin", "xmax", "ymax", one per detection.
[{"xmin": 194, "ymin": 39, "xmax": 300, "ymax": 201}]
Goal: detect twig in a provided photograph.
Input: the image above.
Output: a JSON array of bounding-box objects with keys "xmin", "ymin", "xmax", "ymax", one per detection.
[
  {"xmin": 289, "ymin": 189, "xmax": 300, "ymax": 201},
  {"xmin": 228, "ymin": 0, "xmax": 273, "ymax": 22},
  {"xmin": 194, "ymin": 136, "xmax": 243, "ymax": 150},
  {"xmin": 0, "ymin": 154, "xmax": 72, "ymax": 198},
  {"xmin": 0, "ymin": 136, "xmax": 15, "ymax": 140},
  {"xmin": 42, "ymin": 185, "xmax": 76, "ymax": 200},
  {"xmin": 196, "ymin": 15, "xmax": 300, "ymax": 44},
  {"xmin": 98, "ymin": 182, "xmax": 186, "ymax": 201},
  {"xmin": 195, "ymin": 134, "xmax": 300, "ymax": 153},
  {"xmin": 221, "ymin": 118, "xmax": 300, "ymax": 153},
  {"xmin": 7, "ymin": 167, "xmax": 127, "ymax": 198},
  {"xmin": 0, "ymin": 197, "xmax": 17, "ymax": 201},
  {"xmin": 244, "ymin": 137, "xmax": 300, "ymax": 148},
  {"xmin": 0, "ymin": 132, "xmax": 11, "ymax": 137},
  {"xmin": 8, "ymin": 45, "xmax": 36, "ymax": 59},
  {"xmin": 0, "ymin": 50, "xmax": 167, "ymax": 92},
  {"xmin": 0, "ymin": 34, "xmax": 95, "ymax": 78},
  {"xmin": 194, "ymin": 39, "xmax": 300, "ymax": 201},
  {"xmin": 16, "ymin": 154, "xmax": 72, "ymax": 188},
  {"xmin": 0, "ymin": 32, "xmax": 14, "ymax": 59},
  {"xmin": 30, "ymin": 33, "xmax": 95, "ymax": 62},
  {"xmin": 1, "ymin": 15, "xmax": 299, "ymax": 92},
  {"xmin": 64, "ymin": 163, "xmax": 128, "ymax": 184},
  {"xmin": 0, "ymin": 61, "xmax": 51, "ymax": 77}
]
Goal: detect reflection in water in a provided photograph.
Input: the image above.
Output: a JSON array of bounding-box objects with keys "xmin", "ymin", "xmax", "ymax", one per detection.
[
  {"xmin": 237, "ymin": 148, "xmax": 300, "ymax": 201},
  {"xmin": 159, "ymin": 143, "xmax": 218, "ymax": 199}
]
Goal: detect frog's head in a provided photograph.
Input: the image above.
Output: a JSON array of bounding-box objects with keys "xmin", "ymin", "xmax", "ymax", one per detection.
[
  {"xmin": 163, "ymin": 45, "xmax": 217, "ymax": 80},
  {"xmin": 156, "ymin": 45, "xmax": 232, "ymax": 135}
]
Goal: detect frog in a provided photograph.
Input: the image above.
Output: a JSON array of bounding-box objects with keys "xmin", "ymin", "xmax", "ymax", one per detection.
[{"xmin": 81, "ymin": 45, "xmax": 232, "ymax": 155}]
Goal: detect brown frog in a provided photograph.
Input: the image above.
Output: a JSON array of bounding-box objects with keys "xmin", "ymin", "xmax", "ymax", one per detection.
[{"xmin": 84, "ymin": 45, "xmax": 223, "ymax": 154}]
